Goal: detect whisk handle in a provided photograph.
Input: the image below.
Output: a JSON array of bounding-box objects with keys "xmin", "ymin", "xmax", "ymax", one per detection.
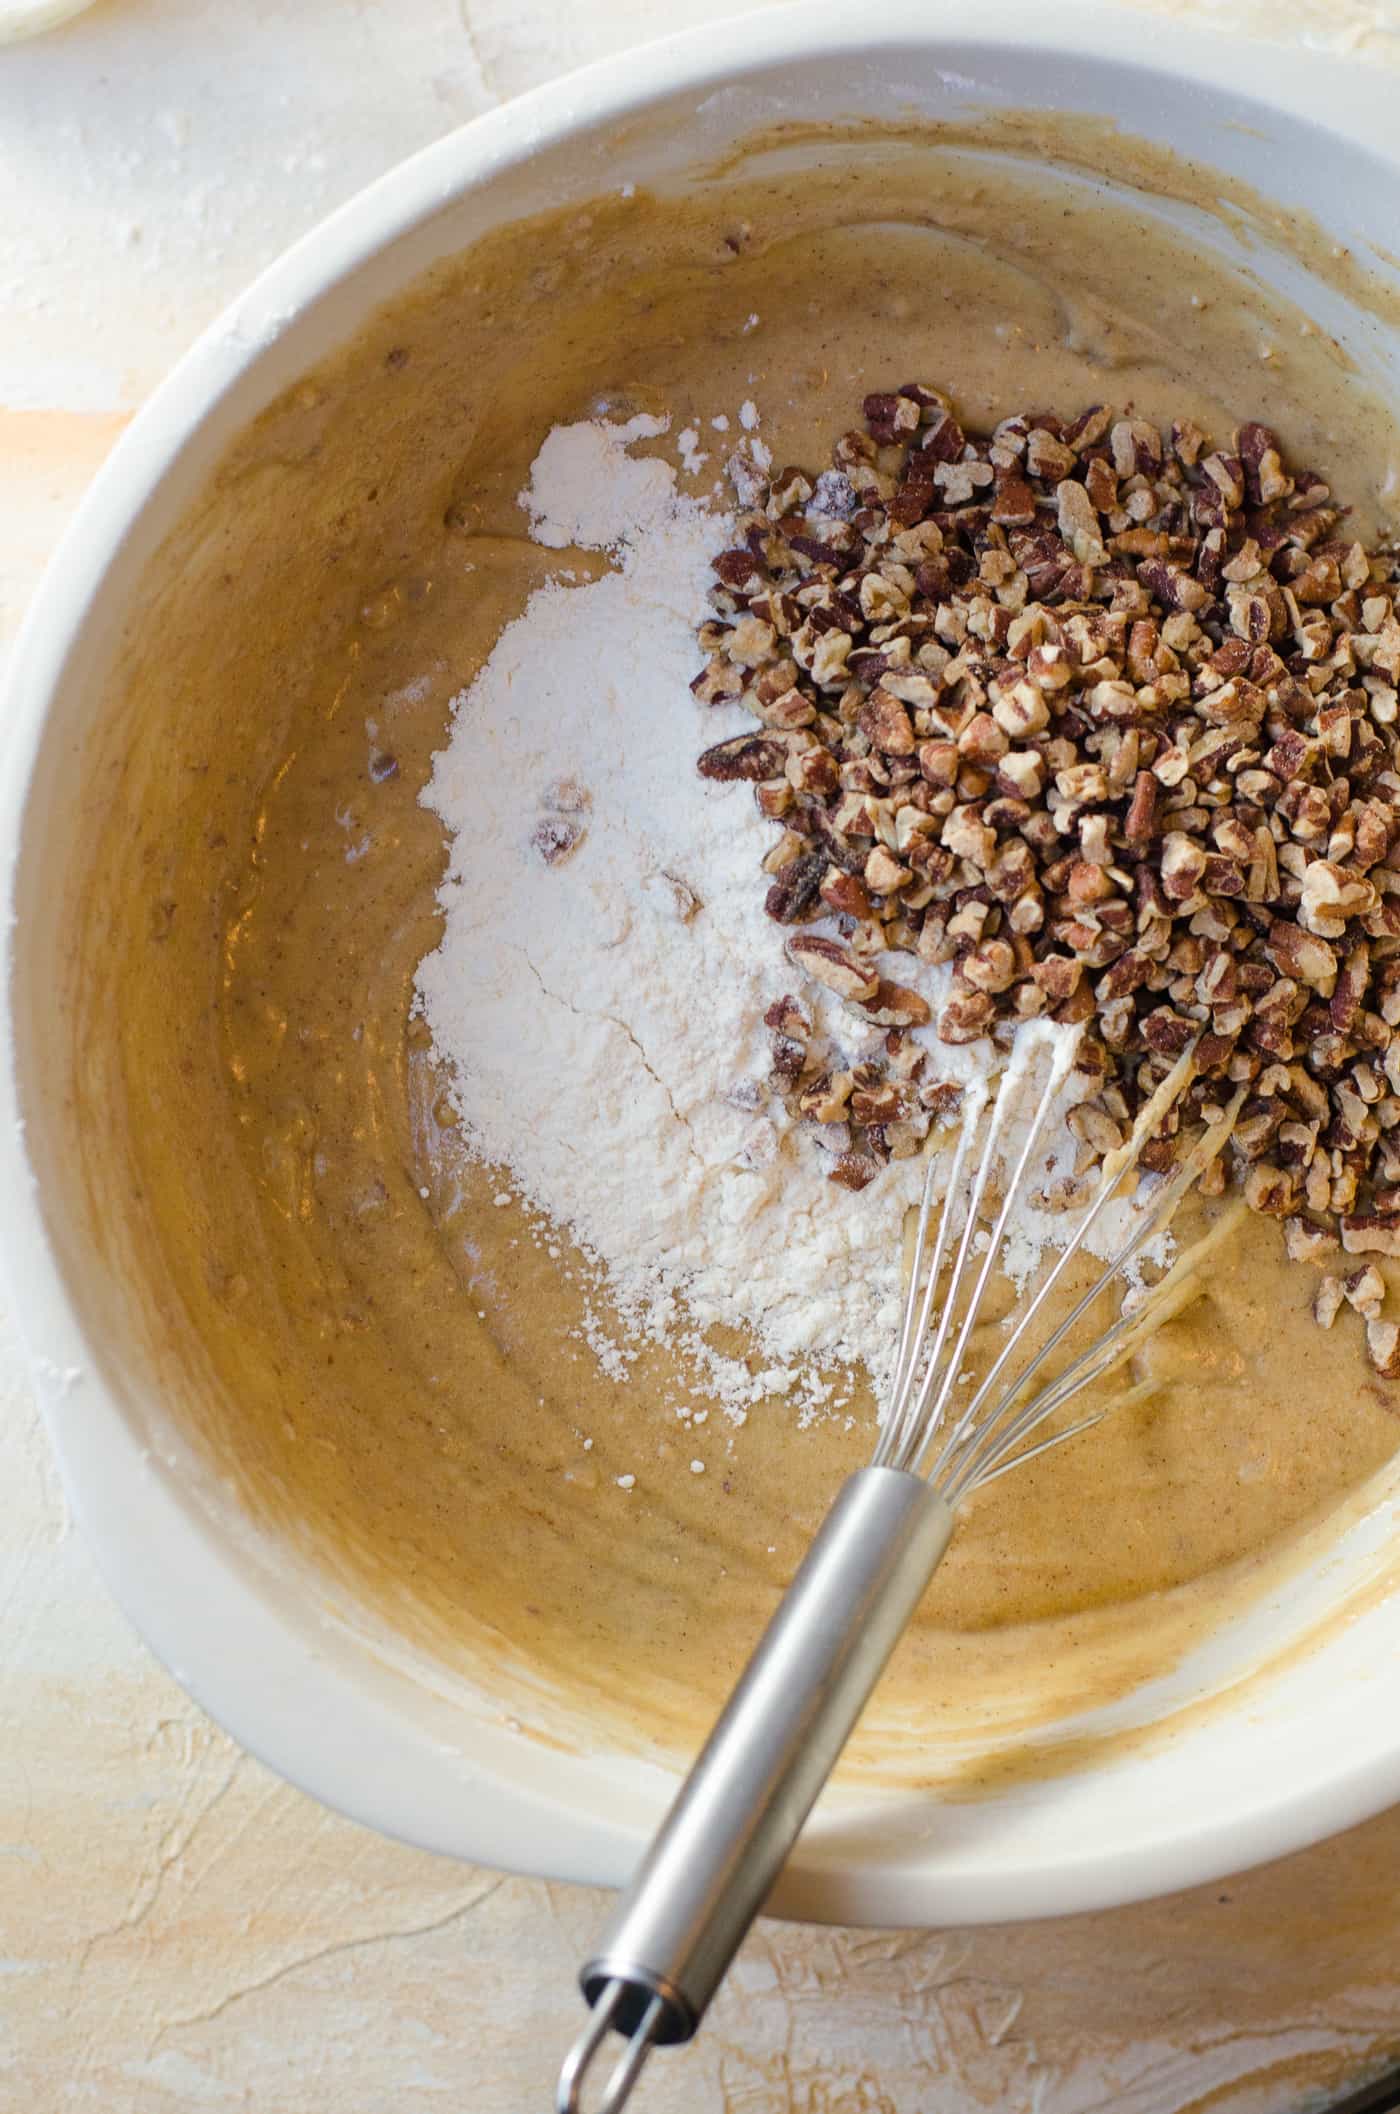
[{"xmin": 563, "ymin": 1467, "xmax": 952, "ymax": 2105}]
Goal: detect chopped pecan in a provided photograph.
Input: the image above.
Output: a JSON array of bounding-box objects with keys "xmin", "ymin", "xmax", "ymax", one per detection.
[
  {"xmin": 1123, "ymin": 771, "xmax": 1159, "ymax": 843},
  {"xmin": 859, "ymin": 979, "xmax": 933, "ymax": 1028},
  {"xmin": 764, "ymin": 994, "xmax": 809, "ymax": 1040},
  {"xmin": 1265, "ymin": 920, "xmax": 1338, "ymax": 994},
  {"xmin": 1341, "ymin": 1213, "xmax": 1400, "ymax": 1256},
  {"xmin": 944, "ymin": 940, "xmax": 1010, "ymax": 997},
  {"xmin": 1314, "ymin": 1275, "xmax": 1346, "ymax": 1329},
  {"xmin": 938, "ymin": 989, "xmax": 996, "ymax": 1043},
  {"xmin": 1299, "ymin": 859, "xmax": 1376, "ymax": 939},
  {"xmin": 764, "ymin": 852, "xmax": 826, "ymax": 925},
  {"xmin": 786, "ymin": 933, "xmax": 880, "ymax": 1002},
  {"xmin": 820, "ymin": 867, "xmax": 873, "ymax": 920},
  {"xmin": 693, "ymin": 385, "xmax": 1400, "ymax": 1229},
  {"xmin": 1160, "ymin": 834, "xmax": 1208, "ymax": 902},
  {"xmin": 1284, "ymin": 1216, "xmax": 1339, "ymax": 1264},
  {"xmin": 859, "ymin": 688, "xmax": 916, "ymax": 756},
  {"xmin": 698, "ymin": 733, "xmax": 787, "ymax": 781},
  {"xmin": 1366, "ymin": 1318, "xmax": 1400, "ymax": 1377},
  {"xmin": 1344, "ymin": 1264, "xmax": 1386, "ymax": 1321},
  {"xmin": 1140, "ymin": 1007, "xmax": 1196, "ymax": 1057},
  {"xmin": 865, "ymin": 845, "xmax": 911, "ymax": 897},
  {"xmin": 827, "ymin": 1151, "xmax": 879, "ymax": 1191},
  {"xmin": 531, "ymin": 816, "xmax": 586, "ymax": 865},
  {"xmin": 1244, "ymin": 1162, "xmax": 1299, "ymax": 1216},
  {"xmin": 1032, "ymin": 954, "xmax": 1083, "ymax": 1002}
]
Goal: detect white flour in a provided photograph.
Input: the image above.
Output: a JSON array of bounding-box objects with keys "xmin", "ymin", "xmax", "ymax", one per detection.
[
  {"xmin": 417, "ymin": 416, "xmax": 1148, "ymax": 1421},
  {"xmin": 517, "ymin": 411, "xmax": 678, "ymax": 548}
]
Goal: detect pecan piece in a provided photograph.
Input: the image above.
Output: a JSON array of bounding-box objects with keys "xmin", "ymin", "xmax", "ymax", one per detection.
[
  {"xmin": 764, "ymin": 852, "xmax": 827, "ymax": 925},
  {"xmin": 1265, "ymin": 920, "xmax": 1338, "ymax": 995},
  {"xmin": 1159, "ymin": 834, "xmax": 1207, "ymax": 903},
  {"xmin": 859, "ymin": 689, "xmax": 916, "ymax": 757},
  {"xmin": 865, "ymin": 845, "xmax": 911, "ymax": 897},
  {"xmin": 786, "ymin": 933, "xmax": 881, "ymax": 1003},
  {"xmin": 1031, "ymin": 955, "xmax": 1083, "ymax": 1003},
  {"xmin": 531, "ymin": 816, "xmax": 586, "ymax": 865},
  {"xmin": 938, "ymin": 989, "xmax": 996, "ymax": 1043},
  {"xmin": 1284, "ymin": 1216, "xmax": 1339, "ymax": 1264},
  {"xmin": 1096, "ymin": 949, "xmax": 1153, "ymax": 1001},
  {"xmin": 1366, "ymin": 1319, "xmax": 1400, "ymax": 1378},
  {"xmin": 820, "ymin": 867, "xmax": 873, "ymax": 920},
  {"xmin": 1140, "ymin": 1007, "xmax": 1195, "ymax": 1057},
  {"xmin": 769, "ymin": 1033, "xmax": 806, "ymax": 1086},
  {"xmin": 698, "ymin": 733, "xmax": 787, "ymax": 782},
  {"xmin": 1298, "ymin": 859, "xmax": 1376, "ymax": 939},
  {"xmin": 1344, "ymin": 1265, "xmax": 1386, "ymax": 1322},
  {"xmin": 1123, "ymin": 771, "xmax": 1159, "ymax": 844},
  {"xmin": 1341, "ymin": 1213, "xmax": 1400, "ymax": 1257},
  {"xmin": 1314, "ymin": 1275, "xmax": 1346, "ymax": 1329},
  {"xmin": 863, "ymin": 391, "xmax": 921, "ymax": 444},
  {"xmin": 1056, "ymin": 478, "xmax": 1108, "ymax": 566},
  {"xmin": 991, "ymin": 471, "xmax": 1038, "ymax": 526},
  {"xmin": 828, "ymin": 1152, "xmax": 880, "ymax": 1192},
  {"xmin": 859, "ymin": 979, "xmax": 933, "ymax": 1028},
  {"xmin": 1244, "ymin": 1162, "xmax": 1299, "ymax": 1216}
]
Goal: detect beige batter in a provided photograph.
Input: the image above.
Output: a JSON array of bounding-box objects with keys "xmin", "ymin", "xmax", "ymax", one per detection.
[{"xmin": 66, "ymin": 132, "xmax": 1400, "ymax": 1777}]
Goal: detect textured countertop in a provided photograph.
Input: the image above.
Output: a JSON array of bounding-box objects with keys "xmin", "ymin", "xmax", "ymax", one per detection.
[{"xmin": 3, "ymin": 3, "xmax": 1400, "ymax": 2109}]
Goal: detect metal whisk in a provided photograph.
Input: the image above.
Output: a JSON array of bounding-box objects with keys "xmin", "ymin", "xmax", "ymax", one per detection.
[{"xmin": 558, "ymin": 1021, "xmax": 1239, "ymax": 2114}]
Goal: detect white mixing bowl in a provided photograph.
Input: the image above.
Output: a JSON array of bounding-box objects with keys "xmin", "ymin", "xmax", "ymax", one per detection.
[{"xmin": 4, "ymin": 2, "xmax": 1400, "ymax": 1927}]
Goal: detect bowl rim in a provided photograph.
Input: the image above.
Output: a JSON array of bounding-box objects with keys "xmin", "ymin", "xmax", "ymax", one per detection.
[{"xmin": 3, "ymin": 0, "xmax": 1400, "ymax": 1926}]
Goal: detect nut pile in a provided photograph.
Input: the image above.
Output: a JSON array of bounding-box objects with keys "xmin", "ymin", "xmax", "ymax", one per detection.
[{"xmin": 690, "ymin": 386, "xmax": 1400, "ymax": 1358}]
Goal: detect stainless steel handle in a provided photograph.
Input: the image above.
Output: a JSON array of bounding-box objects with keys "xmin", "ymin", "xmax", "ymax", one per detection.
[{"xmin": 558, "ymin": 1466, "xmax": 954, "ymax": 2112}]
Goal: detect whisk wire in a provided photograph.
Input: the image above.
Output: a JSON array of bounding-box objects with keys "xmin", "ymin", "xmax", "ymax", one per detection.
[
  {"xmin": 945, "ymin": 1084, "xmax": 1247, "ymax": 1491},
  {"xmin": 953, "ymin": 1204, "xmax": 1242, "ymax": 1497},
  {"xmin": 556, "ymin": 1981, "xmax": 665, "ymax": 2114},
  {"xmin": 916, "ymin": 1043, "xmax": 1194, "ymax": 1482},
  {"xmin": 877, "ymin": 1094, "xmax": 983, "ymax": 1470},
  {"xmin": 910, "ymin": 1028, "xmax": 1086, "ymax": 1477},
  {"xmin": 904, "ymin": 1080, "xmax": 1005, "ymax": 1453},
  {"xmin": 931, "ymin": 1084, "xmax": 1220, "ymax": 1494},
  {"xmin": 883, "ymin": 1029, "xmax": 1217, "ymax": 1501},
  {"xmin": 880, "ymin": 1024, "xmax": 1081, "ymax": 1476}
]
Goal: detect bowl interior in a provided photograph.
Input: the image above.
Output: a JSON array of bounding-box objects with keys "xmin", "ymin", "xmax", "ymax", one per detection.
[{"xmin": 6, "ymin": 11, "xmax": 1400, "ymax": 1923}]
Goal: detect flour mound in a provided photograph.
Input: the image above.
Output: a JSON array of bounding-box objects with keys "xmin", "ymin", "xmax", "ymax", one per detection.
[{"xmin": 418, "ymin": 416, "xmax": 1158, "ymax": 1423}]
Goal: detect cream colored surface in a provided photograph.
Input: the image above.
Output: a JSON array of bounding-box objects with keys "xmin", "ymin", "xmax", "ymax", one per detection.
[{"xmin": 3, "ymin": 3, "xmax": 1400, "ymax": 2111}]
